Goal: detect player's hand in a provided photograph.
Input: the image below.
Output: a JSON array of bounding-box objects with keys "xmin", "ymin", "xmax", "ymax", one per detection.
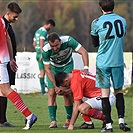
[
  {"xmin": 55, "ymin": 86, "xmax": 61, "ymax": 94},
  {"xmin": 58, "ymin": 89, "xmax": 65, "ymax": 95},
  {"xmin": 10, "ymin": 60, "xmax": 18, "ymax": 72},
  {"xmin": 80, "ymin": 69, "xmax": 88, "ymax": 75},
  {"xmin": 68, "ymin": 124, "xmax": 74, "ymax": 130}
]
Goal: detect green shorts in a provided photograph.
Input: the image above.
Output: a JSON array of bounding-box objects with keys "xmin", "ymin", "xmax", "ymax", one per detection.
[
  {"xmin": 46, "ymin": 61, "xmax": 74, "ymax": 88},
  {"xmin": 96, "ymin": 65, "xmax": 124, "ymax": 89},
  {"xmin": 36, "ymin": 53, "xmax": 44, "ymax": 70}
]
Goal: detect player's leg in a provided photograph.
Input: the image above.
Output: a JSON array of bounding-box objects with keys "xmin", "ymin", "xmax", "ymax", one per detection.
[
  {"xmin": 96, "ymin": 67, "xmax": 113, "ymax": 132},
  {"xmin": 36, "ymin": 53, "xmax": 46, "ymax": 95},
  {"xmin": 63, "ymin": 94, "xmax": 73, "ymax": 128},
  {"xmin": 62, "ymin": 62, "xmax": 74, "ymax": 128},
  {"xmin": 78, "ymin": 101, "xmax": 95, "ymax": 129},
  {"xmin": 0, "ymin": 96, "xmax": 7, "ymax": 125},
  {"xmin": 79, "ymin": 114, "xmax": 94, "ymax": 129},
  {"xmin": 112, "ymin": 66, "xmax": 131, "ymax": 132},
  {"xmin": 47, "ymin": 88, "xmax": 57, "ymax": 128},
  {"xmin": 0, "ymin": 63, "xmax": 37, "ymax": 130},
  {"xmin": 0, "ymin": 62, "xmax": 15, "ymax": 127},
  {"xmin": 46, "ymin": 72, "xmax": 57, "ymax": 128},
  {"xmin": 38, "ymin": 59, "xmax": 46, "ymax": 95},
  {"xmin": 79, "ymin": 97, "xmax": 105, "ymax": 129}
]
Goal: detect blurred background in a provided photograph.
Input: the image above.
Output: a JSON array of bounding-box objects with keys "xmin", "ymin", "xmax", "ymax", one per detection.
[{"xmin": 0, "ymin": 0, "xmax": 133, "ymax": 52}]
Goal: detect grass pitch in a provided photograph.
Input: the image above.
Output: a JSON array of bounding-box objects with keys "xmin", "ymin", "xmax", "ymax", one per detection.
[{"xmin": 0, "ymin": 93, "xmax": 132, "ymax": 133}]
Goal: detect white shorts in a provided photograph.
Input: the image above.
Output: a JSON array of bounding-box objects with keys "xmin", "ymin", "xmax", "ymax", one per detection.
[
  {"xmin": 0, "ymin": 63, "xmax": 9, "ymax": 84},
  {"xmin": 82, "ymin": 92, "xmax": 115, "ymax": 111}
]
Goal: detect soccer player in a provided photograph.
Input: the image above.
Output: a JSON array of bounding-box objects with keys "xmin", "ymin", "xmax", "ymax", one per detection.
[
  {"xmin": 33, "ymin": 19, "xmax": 55, "ymax": 95},
  {"xmin": 90, "ymin": 0, "xmax": 131, "ymax": 132},
  {"xmin": 0, "ymin": 15, "xmax": 37, "ymax": 130},
  {"xmin": 0, "ymin": 2, "xmax": 22, "ymax": 127},
  {"xmin": 42, "ymin": 32, "xmax": 89, "ymax": 128},
  {"xmin": 55, "ymin": 70, "xmax": 114, "ymax": 130}
]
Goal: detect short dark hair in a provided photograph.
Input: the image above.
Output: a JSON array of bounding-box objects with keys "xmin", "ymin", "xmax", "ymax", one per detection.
[
  {"xmin": 46, "ymin": 19, "xmax": 55, "ymax": 27},
  {"xmin": 55, "ymin": 72, "xmax": 67, "ymax": 87},
  {"xmin": 7, "ymin": 2, "xmax": 22, "ymax": 14},
  {"xmin": 48, "ymin": 32, "xmax": 60, "ymax": 43},
  {"xmin": 99, "ymin": 0, "xmax": 114, "ymax": 12}
]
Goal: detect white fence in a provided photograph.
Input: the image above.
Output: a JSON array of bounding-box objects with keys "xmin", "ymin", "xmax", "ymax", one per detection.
[{"xmin": 11, "ymin": 52, "xmax": 132, "ymax": 94}]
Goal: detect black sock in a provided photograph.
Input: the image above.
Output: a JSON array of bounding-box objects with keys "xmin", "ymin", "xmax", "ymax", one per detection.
[
  {"xmin": 0, "ymin": 96, "xmax": 7, "ymax": 123},
  {"xmin": 102, "ymin": 97, "xmax": 112, "ymax": 123},
  {"xmin": 116, "ymin": 93, "xmax": 125, "ymax": 118}
]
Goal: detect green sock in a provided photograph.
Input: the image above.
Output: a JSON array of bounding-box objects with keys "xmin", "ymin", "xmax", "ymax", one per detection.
[
  {"xmin": 48, "ymin": 106, "xmax": 57, "ymax": 122},
  {"xmin": 40, "ymin": 77, "xmax": 45, "ymax": 93},
  {"xmin": 65, "ymin": 105, "xmax": 73, "ymax": 120}
]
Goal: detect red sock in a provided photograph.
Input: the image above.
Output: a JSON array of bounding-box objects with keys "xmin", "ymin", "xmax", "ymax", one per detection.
[
  {"xmin": 7, "ymin": 91, "xmax": 32, "ymax": 117},
  {"xmin": 81, "ymin": 114, "xmax": 92, "ymax": 122},
  {"xmin": 88, "ymin": 108, "xmax": 104, "ymax": 121}
]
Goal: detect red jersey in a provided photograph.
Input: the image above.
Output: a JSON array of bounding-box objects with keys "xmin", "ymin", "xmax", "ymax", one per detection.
[
  {"xmin": 0, "ymin": 16, "xmax": 9, "ymax": 63},
  {"xmin": 70, "ymin": 70, "xmax": 101, "ymax": 101}
]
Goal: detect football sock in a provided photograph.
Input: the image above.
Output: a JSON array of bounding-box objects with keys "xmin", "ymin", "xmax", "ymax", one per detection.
[
  {"xmin": 81, "ymin": 114, "xmax": 92, "ymax": 122},
  {"xmin": 48, "ymin": 106, "xmax": 57, "ymax": 122},
  {"xmin": 26, "ymin": 114, "xmax": 32, "ymax": 120},
  {"xmin": 88, "ymin": 108, "xmax": 104, "ymax": 121},
  {"xmin": 106, "ymin": 123, "xmax": 112, "ymax": 129},
  {"xmin": 119, "ymin": 117, "xmax": 124, "ymax": 124},
  {"xmin": 102, "ymin": 97, "xmax": 112, "ymax": 123},
  {"xmin": 0, "ymin": 96, "xmax": 7, "ymax": 123},
  {"xmin": 65, "ymin": 105, "xmax": 73, "ymax": 120},
  {"xmin": 40, "ymin": 77, "xmax": 45, "ymax": 93},
  {"xmin": 116, "ymin": 93, "xmax": 125, "ymax": 118},
  {"xmin": 7, "ymin": 91, "xmax": 32, "ymax": 117}
]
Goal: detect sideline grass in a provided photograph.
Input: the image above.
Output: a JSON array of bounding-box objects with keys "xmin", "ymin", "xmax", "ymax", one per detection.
[{"xmin": 0, "ymin": 93, "xmax": 132, "ymax": 133}]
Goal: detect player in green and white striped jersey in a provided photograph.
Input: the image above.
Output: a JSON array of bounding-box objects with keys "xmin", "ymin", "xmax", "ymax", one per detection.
[
  {"xmin": 33, "ymin": 19, "xmax": 55, "ymax": 95},
  {"xmin": 42, "ymin": 32, "xmax": 89, "ymax": 128}
]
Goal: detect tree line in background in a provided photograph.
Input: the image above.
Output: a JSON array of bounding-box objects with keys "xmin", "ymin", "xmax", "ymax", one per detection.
[{"xmin": 0, "ymin": 0, "xmax": 133, "ymax": 52}]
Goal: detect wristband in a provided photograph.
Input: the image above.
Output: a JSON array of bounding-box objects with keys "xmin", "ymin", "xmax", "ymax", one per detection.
[{"xmin": 84, "ymin": 66, "xmax": 89, "ymax": 69}]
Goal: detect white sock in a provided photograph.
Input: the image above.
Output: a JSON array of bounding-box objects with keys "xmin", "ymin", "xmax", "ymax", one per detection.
[
  {"xmin": 26, "ymin": 114, "xmax": 32, "ymax": 120},
  {"xmin": 106, "ymin": 123, "xmax": 112, "ymax": 129},
  {"xmin": 85, "ymin": 121, "xmax": 93, "ymax": 124},
  {"xmin": 119, "ymin": 118, "xmax": 124, "ymax": 124}
]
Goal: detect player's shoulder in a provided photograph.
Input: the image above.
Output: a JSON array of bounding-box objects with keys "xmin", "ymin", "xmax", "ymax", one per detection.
[
  {"xmin": 0, "ymin": 17, "xmax": 6, "ymax": 28},
  {"xmin": 115, "ymin": 13, "xmax": 126, "ymax": 21},
  {"xmin": 91, "ymin": 18, "xmax": 100, "ymax": 27},
  {"xmin": 60, "ymin": 35, "xmax": 71, "ymax": 43},
  {"xmin": 92, "ymin": 18, "xmax": 99, "ymax": 23},
  {"xmin": 42, "ymin": 42, "xmax": 51, "ymax": 52}
]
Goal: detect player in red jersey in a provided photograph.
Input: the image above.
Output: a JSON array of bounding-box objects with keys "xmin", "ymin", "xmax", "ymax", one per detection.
[
  {"xmin": 55, "ymin": 70, "xmax": 114, "ymax": 130},
  {"xmin": 0, "ymin": 16, "xmax": 37, "ymax": 130}
]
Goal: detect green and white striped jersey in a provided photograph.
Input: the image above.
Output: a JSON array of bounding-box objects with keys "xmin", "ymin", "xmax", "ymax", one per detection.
[
  {"xmin": 33, "ymin": 27, "xmax": 48, "ymax": 54},
  {"xmin": 42, "ymin": 35, "xmax": 81, "ymax": 67}
]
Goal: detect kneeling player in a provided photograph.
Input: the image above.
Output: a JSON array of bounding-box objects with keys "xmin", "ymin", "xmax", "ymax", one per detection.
[{"xmin": 55, "ymin": 70, "xmax": 114, "ymax": 130}]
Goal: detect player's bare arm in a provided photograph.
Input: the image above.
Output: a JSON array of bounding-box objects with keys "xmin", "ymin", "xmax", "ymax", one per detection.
[
  {"xmin": 77, "ymin": 46, "xmax": 89, "ymax": 74},
  {"xmin": 44, "ymin": 64, "xmax": 60, "ymax": 92},
  {"xmin": 39, "ymin": 39, "xmax": 45, "ymax": 61},
  {"xmin": 6, "ymin": 35, "xmax": 17, "ymax": 72},
  {"xmin": 68, "ymin": 100, "xmax": 82, "ymax": 130}
]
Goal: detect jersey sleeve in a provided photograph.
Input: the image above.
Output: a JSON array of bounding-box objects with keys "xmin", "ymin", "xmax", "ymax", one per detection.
[
  {"xmin": 0, "ymin": 18, "xmax": 7, "ymax": 37},
  {"xmin": 40, "ymin": 30, "xmax": 47, "ymax": 40},
  {"xmin": 90, "ymin": 19, "xmax": 99, "ymax": 36},
  {"xmin": 42, "ymin": 45, "xmax": 51, "ymax": 64},
  {"xmin": 67, "ymin": 36, "xmax": 82, "ymax": 51}
]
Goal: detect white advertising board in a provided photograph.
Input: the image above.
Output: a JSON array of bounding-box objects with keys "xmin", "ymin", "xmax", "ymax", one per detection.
[{"xmin": 11, "ymin": 52, "xmax": 132, "ymax": 93}]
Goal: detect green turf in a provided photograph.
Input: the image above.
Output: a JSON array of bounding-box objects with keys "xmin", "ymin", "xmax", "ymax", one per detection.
[{"xmin": 0, "ymin": 93, "xmax": 132, "ymax": 133}]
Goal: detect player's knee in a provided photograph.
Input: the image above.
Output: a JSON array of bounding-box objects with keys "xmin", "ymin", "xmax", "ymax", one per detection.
[{"xmin": 78, "ymin": 106, "xmax": 87, "ymax": 115}]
